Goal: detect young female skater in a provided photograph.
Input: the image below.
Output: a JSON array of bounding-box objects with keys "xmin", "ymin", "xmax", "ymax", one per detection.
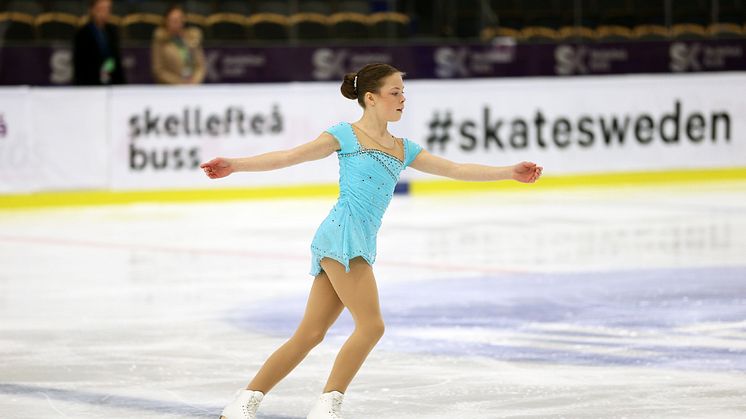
[{"xmin": 200, "ymin": 63, "xmax": 543, "ymax": 419}]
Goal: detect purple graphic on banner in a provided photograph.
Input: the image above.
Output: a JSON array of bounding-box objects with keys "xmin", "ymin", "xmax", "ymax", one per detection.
[{"xmin": 1, "ymin": 39, "xmax": 744, "ymax": 86}]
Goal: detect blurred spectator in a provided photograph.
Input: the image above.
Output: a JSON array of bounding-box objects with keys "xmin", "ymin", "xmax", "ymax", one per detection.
[
  {"xmin": 151, "ymin": 4, "xmax": 205, "ymax": 85},
  {"xmin": 73, "ymin": 0, "xmax": 126, "ymax": 85}
]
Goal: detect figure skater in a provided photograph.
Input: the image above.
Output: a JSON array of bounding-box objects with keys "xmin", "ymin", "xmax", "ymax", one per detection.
[{"xmin": 200, "ymin": 63, "xmax": 543, "ymax": 419}]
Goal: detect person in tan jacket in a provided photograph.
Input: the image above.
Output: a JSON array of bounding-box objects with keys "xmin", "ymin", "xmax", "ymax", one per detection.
[{"xmin": 151, "ymin": 4, "xmax": 206, "ymax": 84}]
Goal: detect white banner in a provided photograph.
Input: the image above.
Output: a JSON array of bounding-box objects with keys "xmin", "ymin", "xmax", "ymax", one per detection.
[
  {"xmin": 30, "ymin": 88, "xmax": 109, "ymax": 191},
  {"xmin": 0, "ymin": 87, "xmax": 35, "ymax": 194},
  {"xmin": 402, "ymin": 73, "xmax": 746, "ymax": 178},
  {"xmin": 0, "ymin": 88, "xmax": 109, "ymax": 194},
  {"xmin": 109, "ymin": 84, "xmax": 360, "ymax": 190},
  {"xmin": 2, "ymin": 73, "xmax": 745, "ymax": 196}
]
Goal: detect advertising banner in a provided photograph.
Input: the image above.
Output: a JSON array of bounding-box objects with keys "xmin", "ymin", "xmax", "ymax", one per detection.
[
  {"xmin": 2, "ymin": 72, "xmax": 744, "ymax": 195},
  {"xmin": 403, "ymin": 73, "xmax": 746, "ymax": 178},
  {"xmin": 2, "ymin": 38, "xmax": 744, "ymax": 86},
  {"xmin": 108, "ymin": 84, "xmax": 361, "ymax": 190},
  {"xmin": 0, "ymin": 87, "xmax": 35, "ymax": 194},
  {"xmin": 0, "ymin": 88, "xmax": 110, "ymax": 194},
  {"xmin": 30, "ymin": 89, "xmax": 109, "ymax": 192}
]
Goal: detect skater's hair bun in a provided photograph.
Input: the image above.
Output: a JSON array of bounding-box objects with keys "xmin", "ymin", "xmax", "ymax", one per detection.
[
  {"xmin": 340, "ymin": 63, "xmax": 404, "ymax": 108},
  {"xmin": 341, "ymin": 72, "xmax": 359, "ymax": 100}
]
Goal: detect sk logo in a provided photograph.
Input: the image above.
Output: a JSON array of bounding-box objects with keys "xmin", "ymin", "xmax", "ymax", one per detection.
[
  {"xmin": 670, "ymin": 42, "xmax": 702, "ymax": 72},
  {"xmin": 554, "ymin": 45, "xmax": 589, "ymax": 75},
  {"xmin": 205, "ymin": 51, "xmax": 221, "ymax": 82},
  {"xmin": 434, "ymin": 47, "xmax": 470, "ymax": 78},
  {"xmin": 312, "ymin": 48, "xmax": 348, "ymax": 80}
]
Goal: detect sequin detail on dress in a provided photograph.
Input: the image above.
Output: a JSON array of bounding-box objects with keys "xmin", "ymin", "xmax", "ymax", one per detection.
[{"xmin": 309, "ymin": 122, "xmax": 422, "ymax": 276}]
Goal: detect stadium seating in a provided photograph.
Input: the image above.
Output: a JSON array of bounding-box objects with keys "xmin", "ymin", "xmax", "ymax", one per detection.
[
  {"xmin": 489, "ymin": 0, "xmax": 524, "ymax": 30},
  {"xmin": 521, "ymin": 25, "xmax": 561, "ymax": 42},
  {"xmin": 522, "ymin": 0, "xmax": 566, "ymax": 29},
  {"xmin": 557, "ymin": 26, "xmax": 597, "ymax": 42},
  {"xmin": 633, "ymin": 24, "xmax": 670, "ymax": 40},
  {"xmin": 33, "ymin": 1, "xmax": 84, "ymax": 41},
  {"xmin": 121, "ymin": 13, "xmax": 160, "ymax": 42},
  {"xmin": 206, "ymin": 13, "xmax": 248, "ymax": 41},
  {"xmin": 0, "ymin": 0, "xmax": 41, "ymax": 41},
  {"xmin": 717, "ymin": 0, "xmax": 745, "ymax": 24},
  {"xmin": 36, "ymin": 12, "xmax": 78, "ymax": 40},
  {"xmin": 596, "ymin": 24, "xmax": 635, "ymax": 41},
  {"xmin": 184, "ymin": 0, "xmax": 214, "ymax": 16},
  {"xmin": 330, "ymin": 12, "xmax": 370, "ymax": 40},
  {"xmin": 671, "ymin": 23, "xmax": 709, "ymax": 39},
  {"xmin": 110, "ymin": 0, "xmax": 131, "ymax": 18},
  {"xmin": 632, "ymin": 0, "xmax": 665, "ymax": 26},
  {"xmin": 129, "ymin": 1, "xmax": 170, "ymax": 16},
  {"xmin": 369, "ymin": 11, "xmax": 410, "ymax": 39},
  {"xmin": 708, "ymin": 22, "xmax": 742, "ymax": 38},
  {"xmin": 337, "ymin": 0, "xmax": 371, "ymax": 14},
  {"xmin": 5, "ymin": 0, "xmax": 44, "ymax": 16},
  {"xmin": 598, "ymin": 0, "xmax": 635, "ymax": 27},
  {"xmin": 47, "ymin": 0, "xmax": 86, "ymax": 16},
  {"xmin": 290, "ymin": 12, "xmax": 330, "ymax": 40},
  {"xmin": 671, "ymin": 0, "xmax": 711, "ymax": 26},
  {"xmin": 0, "ymin": 11, "xmax": 36, "ymax": 41},
  {"xmin": 298, "ymin": 1, "xmax": 333, "ymax": 15},
  {"xmin": 248, "ymin": 12, "xmax": 290, "ymax": 41},
  {"xmin": 2, "ymin": 0, "xmax": 746, "ymax": 46},
  {"xmin": 182, "ymin": 0, "xmax": 212, "ymax": 31},
  {"xmin": 217, "ymin": 1, "xmax": 251, "ymax": 15},
  {"xmin": 254, "ymin": 0, "xmax": 291, "ymax": 16}
]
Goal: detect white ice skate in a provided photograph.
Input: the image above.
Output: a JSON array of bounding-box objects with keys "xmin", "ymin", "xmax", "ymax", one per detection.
[
  {"xmin": 219, "ymin": 389, "xmax": 264, "ymax": 419},
  {"xmin": 307, "ymin": 390, "xmax": 345, "ymax": 419}
]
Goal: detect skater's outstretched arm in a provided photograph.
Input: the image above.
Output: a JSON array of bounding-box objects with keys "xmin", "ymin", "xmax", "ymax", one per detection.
[
  {"xmin": 409, "ymin": 149, "xmax": 543, "ymax": 183},
  {"xmin": 200, "ymin": 132, "xmax": 340, "ymax": 179}
]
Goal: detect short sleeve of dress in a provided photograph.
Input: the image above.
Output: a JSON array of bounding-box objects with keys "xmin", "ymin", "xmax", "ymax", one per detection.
[
  {"xmin": 403, "ymin": 138, "xmax": 423, "ymax": 168},
  {"xmin": 325, "ymin": 122, "xmax": 356, "ymax": 154}
]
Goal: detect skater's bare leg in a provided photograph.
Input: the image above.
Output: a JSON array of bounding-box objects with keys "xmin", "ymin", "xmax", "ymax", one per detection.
[
  {"xmin": 247, "ymin": 271, "xmax": 344, "ymax": 393},
  {"xmin": 319, "ymin": 256, "xmax": 385, "ymax": 394}
]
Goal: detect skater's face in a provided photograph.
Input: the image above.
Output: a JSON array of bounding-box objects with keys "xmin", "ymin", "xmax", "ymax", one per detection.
[{"xmin": 366, "ymin": 73, "xmax": 406, "ymax": 122}]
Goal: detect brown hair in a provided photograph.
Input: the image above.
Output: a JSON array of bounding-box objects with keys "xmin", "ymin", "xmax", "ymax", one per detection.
[
  {"xmin": 164, "ymin": 3, "xmax": 184, "ymax": 19},
  {"xmin": 88, "ymin": 0, "xmax": 109, "ymax": 8},
  {"xmin": 162, "ymin": 3, "xmax": 184, "ymax": 27},
  {"xmin": 341, "ymin": 63, "xmax": 404, "ymax": 108}
]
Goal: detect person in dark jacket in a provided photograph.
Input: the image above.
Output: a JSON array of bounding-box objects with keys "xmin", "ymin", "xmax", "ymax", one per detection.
[{"xmin": 73, "ymin": 0, "xmax": 126, "ymax": 85}]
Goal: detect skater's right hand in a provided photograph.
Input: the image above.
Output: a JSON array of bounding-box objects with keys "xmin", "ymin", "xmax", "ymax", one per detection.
[{"xmin": 200, "ymin": 157, "xmax": 233, "ymax": 179}]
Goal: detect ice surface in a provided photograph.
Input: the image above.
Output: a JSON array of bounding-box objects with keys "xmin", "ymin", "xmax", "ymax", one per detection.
[{"xmin": 1, "ymin": 181, "xmax": 745, "ymax": 418}]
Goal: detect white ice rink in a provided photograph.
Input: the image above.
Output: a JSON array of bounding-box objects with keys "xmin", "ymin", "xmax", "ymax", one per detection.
[{"xmin": 1, "ymin": 181, "xmax": 745, "ymax": 419}]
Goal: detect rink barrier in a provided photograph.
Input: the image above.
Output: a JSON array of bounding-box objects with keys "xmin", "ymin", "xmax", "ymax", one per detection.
[
  {"xmin": 0, "ymin": 183, "xmax": 339, "ymax": 210},
  {"xmin": 3, "ymin": 74, "xmax": 746, "ymax": 196},
  {"xmin": 1, "ymin": 166, "xmax": 745, "ymax": 210}
]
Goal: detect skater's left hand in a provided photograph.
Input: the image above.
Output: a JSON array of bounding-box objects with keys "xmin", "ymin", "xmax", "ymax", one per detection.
[{"xmin": 512, "ymin": 161, "xmax": 543, "ymax": 183}]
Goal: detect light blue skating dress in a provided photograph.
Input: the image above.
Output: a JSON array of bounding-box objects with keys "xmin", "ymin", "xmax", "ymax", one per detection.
[{"xmin": 309, "ymin": 122, "xmax": 423, "ymax": 276}]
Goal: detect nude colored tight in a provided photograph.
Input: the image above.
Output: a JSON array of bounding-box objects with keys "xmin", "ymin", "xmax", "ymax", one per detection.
[{"xmin": 246, "ymin": 256, "xmax": 385, "ymax": 394}]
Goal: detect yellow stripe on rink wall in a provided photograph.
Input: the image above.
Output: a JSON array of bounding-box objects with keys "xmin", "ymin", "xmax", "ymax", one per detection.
[
  {"xmin": 0, "ymin": 184, "xmax": 340, "ymax": 210},
  {"xmin": 1, "ymin": 167, "xmax": 745, "ymax": 210},
  {"xmin": 409, "ymin": 166, "xmax": 746, "ymax": 195}
]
